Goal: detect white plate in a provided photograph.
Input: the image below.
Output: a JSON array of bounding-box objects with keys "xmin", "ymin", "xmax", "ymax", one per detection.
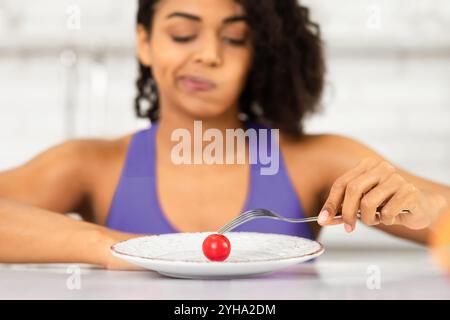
[{"xmin": 111, "ymin": 232, "xmax": 324, "ymax": 279}]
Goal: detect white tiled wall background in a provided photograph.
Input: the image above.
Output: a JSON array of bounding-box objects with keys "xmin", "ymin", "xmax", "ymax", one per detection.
[{"xmin": 1, "ymin": 0, "xmax": 449, "ymax": 248}]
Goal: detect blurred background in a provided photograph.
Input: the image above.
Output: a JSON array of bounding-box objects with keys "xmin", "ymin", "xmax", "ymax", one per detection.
[{"xmin": 0, "ymin": 0, "xmax": 449, "ymax": 249}]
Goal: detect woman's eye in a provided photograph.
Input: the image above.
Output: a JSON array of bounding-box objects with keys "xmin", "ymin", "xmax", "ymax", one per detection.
[
  {"xmin": 225, "ymin": 38, "xmax": 247, "ymax": 46},
  {"xmin": 172, "ymin": 35, "xmax": 196, "ymax": 43},
  {"xmin": 171, "ymin": 35, "xmax": 247, "ymax": 46}
]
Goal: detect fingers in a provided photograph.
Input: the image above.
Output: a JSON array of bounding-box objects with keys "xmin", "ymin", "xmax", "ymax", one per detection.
[
  {"xmin": 319, "ymin": 214, "xmax": 344, "ymax": 226},
  {"xmin": 359, "ymin": 173, "xmax": 404, "ymax": 226},
  {"xmin": 318, "ymin": 156, "xmax": 424, "ymax": 233},
  {"xmin": 318, "ymin": 158, "xmax": 379, "ymax": 226},
  {"xmin": 319, "ymin": 158, "xmax": 397, "ymax": 232},
  {"xmin": 379, "ymin": 183, "xmax": 416, "ymax": 226},
  {"xmin": 341, "ymin": 162, "xmax": 395, "ymax": 231}
]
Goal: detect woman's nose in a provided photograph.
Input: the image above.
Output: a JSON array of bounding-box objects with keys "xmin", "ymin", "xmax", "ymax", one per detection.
[{"xmin": 194, "ymin": 35, "xmax": 223, "ymax": 67}]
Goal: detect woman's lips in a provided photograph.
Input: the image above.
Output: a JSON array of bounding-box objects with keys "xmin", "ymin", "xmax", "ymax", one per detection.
[{"xmin": 179, "ymin": 75, "xmax": 217, "ymax": 92}]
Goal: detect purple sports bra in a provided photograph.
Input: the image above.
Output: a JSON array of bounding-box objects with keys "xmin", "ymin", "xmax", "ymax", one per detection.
[{"xmin": 106, "ymin": 121, "xmax": 314, "ymax": 239}]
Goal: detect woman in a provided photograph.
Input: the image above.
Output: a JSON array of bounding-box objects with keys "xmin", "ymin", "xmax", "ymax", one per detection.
[{"xmin": 0, "ymin": 0, "xmax": 449, "ymax": 270}]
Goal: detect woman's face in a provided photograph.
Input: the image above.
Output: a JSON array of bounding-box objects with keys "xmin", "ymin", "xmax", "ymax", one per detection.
[{"xmin": 137, "ymin": 0, "xmax": 253, "ymax": 120}]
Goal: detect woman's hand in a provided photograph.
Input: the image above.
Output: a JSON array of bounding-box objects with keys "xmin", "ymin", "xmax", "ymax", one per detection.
[
  {"xmin": 317, "ymin": 157, "xmax": 444, "ymax": 232},
  {"xmin": 90, "ymin": 228, "xmax": 146, "ymax": 271}
]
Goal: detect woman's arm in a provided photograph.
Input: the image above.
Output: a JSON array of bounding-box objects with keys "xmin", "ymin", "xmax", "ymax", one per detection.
[
  {"xmin": 0, "ymin": 140, "xmax": 89, "ymax": 213},
  {"xmin": 0, "ymin": 141, "xmax": 141, "ymax": 269},
  {"xmin": 0, "ymin": 198, "xmax": 140, "ymax": 269},
  {"xmin": 316, "ymin": 134, "xmax": 450, "ymax": 245}
]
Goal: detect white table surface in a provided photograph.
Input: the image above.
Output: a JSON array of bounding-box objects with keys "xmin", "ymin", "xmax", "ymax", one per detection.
[{"xmin": 1, "ymin": 248, "xmax": 449, "ymax": 300}]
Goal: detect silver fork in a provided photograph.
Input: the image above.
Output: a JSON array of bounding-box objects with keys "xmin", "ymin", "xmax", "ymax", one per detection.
[{"xmin": 217, "ymin": 207, "xmax": 411, "ymax": 234}]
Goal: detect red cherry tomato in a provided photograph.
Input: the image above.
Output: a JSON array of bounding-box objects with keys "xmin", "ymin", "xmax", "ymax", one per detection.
[{"xmin": 202, "ymin": 234, "xmax": 231, "ymax": 261}]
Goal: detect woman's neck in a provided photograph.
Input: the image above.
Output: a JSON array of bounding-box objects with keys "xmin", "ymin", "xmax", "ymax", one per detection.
[{"xmin": 155, "ymin": 103, "xmax": 248, "ymax": 167}]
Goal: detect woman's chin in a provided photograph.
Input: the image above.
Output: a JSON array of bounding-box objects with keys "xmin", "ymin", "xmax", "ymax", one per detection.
[{"xmin": 181, "ymin": 104, "xmax": 229, "ymax": 120}]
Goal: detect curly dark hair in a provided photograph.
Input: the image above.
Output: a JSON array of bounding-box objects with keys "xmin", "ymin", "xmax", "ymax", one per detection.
[{"xmin": 135, "ymin": 0, "xmax": 325, "ymax": 138}]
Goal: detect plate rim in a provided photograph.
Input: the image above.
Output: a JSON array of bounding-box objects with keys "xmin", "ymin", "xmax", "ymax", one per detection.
[{"xmin": 110, "ymin": 232, "xmax": 325, "ymax": 264}]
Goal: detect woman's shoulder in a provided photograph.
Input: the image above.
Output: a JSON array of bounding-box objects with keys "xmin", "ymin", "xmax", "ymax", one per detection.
[
  {"xmin": 36, "ymin": 133, "xmax": 134, "ymax": 192},
  {"xmin": 52, "ymin": 134, "xmax": 133, "ymax": 166},
  {"xmin": 279, "ymin": 132, "xmax": 386, "ymax": 190},
  {"xmin": 83, "ymin": 134, "xmax": 133, "ymax": 163},
  {"xmin": 280, "ymin": 131, "xmax": 359, "ymax": 149},
  {"xmin": 0, "ymin": 133, "xmax": 135, "ymax": 215},
  {"xmin": 72, "ymin": 134, "xmax": 135, "ymax": 180}
]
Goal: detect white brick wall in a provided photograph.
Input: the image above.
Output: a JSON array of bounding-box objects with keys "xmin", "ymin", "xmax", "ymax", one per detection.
[{"xmin": 0, "ymin": 0, "xmax": 449, "ymax": 248}]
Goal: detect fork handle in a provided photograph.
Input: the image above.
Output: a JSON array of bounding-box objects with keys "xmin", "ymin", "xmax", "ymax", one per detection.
[
  {"xmin": 309, "ymin": 207, "xmax": 411, "ymax": 222},
  {"xmin": 331, "ymin": 208, "xmax": 411, "ymax": 220}
]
